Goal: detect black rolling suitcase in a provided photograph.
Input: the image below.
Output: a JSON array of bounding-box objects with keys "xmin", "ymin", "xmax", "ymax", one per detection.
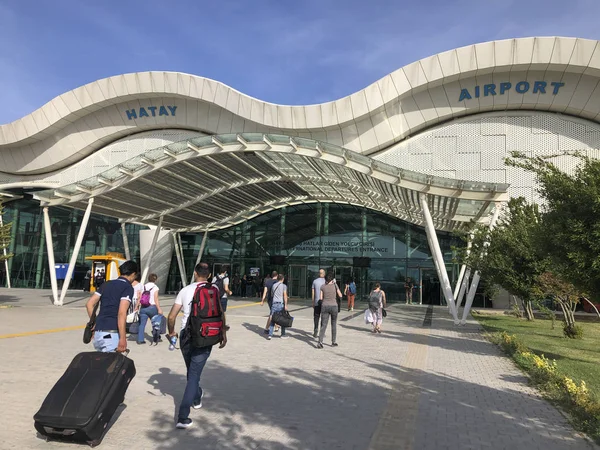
[{"xmin": 34, "ymin": 351, "xmax": 136, "ymax": 447}]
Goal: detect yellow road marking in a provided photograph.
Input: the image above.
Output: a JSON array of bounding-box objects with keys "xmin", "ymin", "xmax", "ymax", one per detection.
[
  {"xmin": 228, "ymin": 302, "xmax": 262, "ymax": 310},
  {"xmin": 0, "ymin": 302, "xmax": 263, "ymax": 339},
  {"xmin": 0, "ymin": 325, "xmax": 85, "ymax": 340}
]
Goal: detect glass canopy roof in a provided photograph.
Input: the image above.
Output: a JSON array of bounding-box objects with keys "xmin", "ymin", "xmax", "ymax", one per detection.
[{"xmin": 35, "ymin": 134, "xmax": 509, "ymax": 232}]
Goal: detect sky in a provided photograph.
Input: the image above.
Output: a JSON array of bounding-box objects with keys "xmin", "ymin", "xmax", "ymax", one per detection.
[{"xmin": 1, "ymin": 0, "xmax": 600, "ymax": 124}]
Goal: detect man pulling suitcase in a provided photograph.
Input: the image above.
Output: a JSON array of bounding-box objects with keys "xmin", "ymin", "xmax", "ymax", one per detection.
[{"xmin": 33, "ymin": 261, "xmax": 139, "ymax": 447}]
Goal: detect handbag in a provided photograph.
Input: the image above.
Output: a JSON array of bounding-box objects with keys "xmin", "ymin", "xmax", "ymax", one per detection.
[
  {"xmin": 382, "ymin": 308, "xmax": 387, "ymax": 318},
  {"xmin": 271, "ymin": 309, "xmax": 294, "ymax": 328},
  {"xmin": 126, "ymin": 311, "xmax": 139, "ymax": 324},
  {"xmin": 83, "ymin": 301, "xmax": 100, "ymax": 344}
]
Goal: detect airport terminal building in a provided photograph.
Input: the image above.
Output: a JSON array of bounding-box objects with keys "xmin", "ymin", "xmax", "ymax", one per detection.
[{"xmin": 2, "ymin": 36, "xmax": 600, "ymax": 311}]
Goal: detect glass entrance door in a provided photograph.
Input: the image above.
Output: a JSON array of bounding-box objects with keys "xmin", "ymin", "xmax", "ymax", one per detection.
[
  {"xmin": 289, "ymin": 265, "xmax": 308, "ymax": 298},
  {"xmin": 334, "ymin": 266, "xmax": 352, "ymax": 292},
  {"xmin": 420, "ymin": 268, "xmax": 441, "ymax": 305}
]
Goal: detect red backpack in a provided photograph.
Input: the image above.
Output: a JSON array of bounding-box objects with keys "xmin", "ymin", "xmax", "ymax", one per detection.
[{"xmin": 187, "ymin": 282, "xmax": 224, "ymax": 348}]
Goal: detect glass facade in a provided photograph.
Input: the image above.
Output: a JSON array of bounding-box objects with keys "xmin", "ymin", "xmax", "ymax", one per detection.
[
  {"xmin": 167, "ymin": 203, "xmax": 463, "ymax": 305},
  {"xmin": 0, "ymin": 199, "xmax": 144, "ymax": 290},
  {"xmin": 0, "ymin": 200, "xmax": 492, "ymax": 306}
]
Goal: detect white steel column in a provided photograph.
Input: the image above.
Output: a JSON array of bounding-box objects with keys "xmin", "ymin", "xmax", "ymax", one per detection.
[
  {"xmin": 461, "ymin": 203, "xmax": 502, "ymax": 324},
  {"xmin": 43, "ymin": 207, "xmax": 59, "ymax": 305},
  {"xmin": 172, "ymin": 232, "xmax": 187, "ymax": 288},
  {"xmin": 141, "ymin": 216, "xmax": 163, "ymax": 284},
  {"xmin": 58, "ymin": 199, "xmax": 94, "ymax": 306},
  {"xmin": 420, "ymin": 194, "xmax": 459, "ymax": 323},
  {"xmin": 177, "ymin": 233, "xmax": 188, "ymax": 283},
  {"xmin": 0, "ymin": 214, "xmax": 11, "ymax": 288},
  {"xmin": 190, "ymin": 230, "xmax": 208, "ymax": 284},
  {"xmin": 455, "ymin": 267, "xmax": 471, "ymax": 309},
  {"xmin": 453, "ymin": 265, "xmax": 467, "ymax": 307},
  {"xmin": 454, "ymin": 236, "xmax": 472, "ymax": 310},
  {"xmin": 121, "ymin": 222, "xmax": 131, "ymax": 260}
]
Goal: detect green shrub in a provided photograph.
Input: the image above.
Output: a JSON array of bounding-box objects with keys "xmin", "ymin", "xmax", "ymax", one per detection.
[{"xmin": 563, "ymin": 322, "xmax": 584, "ymax": 339}]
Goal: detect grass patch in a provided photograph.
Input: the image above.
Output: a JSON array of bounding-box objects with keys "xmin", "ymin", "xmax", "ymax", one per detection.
[{"xmin": 474, "ymin": 312, "xmax": 600, "ymax": 443}]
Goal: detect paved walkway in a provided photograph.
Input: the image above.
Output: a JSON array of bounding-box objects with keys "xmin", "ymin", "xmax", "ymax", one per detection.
[{"xmin": 0, "ymin": 288, "xmax": 595, "ymax": 450}]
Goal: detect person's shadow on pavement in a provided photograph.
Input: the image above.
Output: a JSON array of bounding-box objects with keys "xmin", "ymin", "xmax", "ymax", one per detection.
[{"xmin": 147, "ymin": 367, "xmax": 186, "ymax": 421}]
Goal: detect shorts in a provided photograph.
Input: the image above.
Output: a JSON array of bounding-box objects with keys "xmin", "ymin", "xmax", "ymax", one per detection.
[{"xmin": 220, "ymin": 296, "xmax": 228, "ymax": 312}]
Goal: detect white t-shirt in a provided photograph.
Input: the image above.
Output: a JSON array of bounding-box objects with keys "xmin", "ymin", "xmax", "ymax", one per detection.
[
  {"xmin": 175, "ymin": 281, "xmax": 202, "ymax": 330},
  {"xmin": 139, "ymin": 282, "xmax": 159, "ymax": 305}
]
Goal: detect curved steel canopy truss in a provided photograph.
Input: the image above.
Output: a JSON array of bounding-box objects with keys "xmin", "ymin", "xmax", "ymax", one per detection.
[{"xmin": 35, "ymin": 133, "xmax": 509, "ymax": 233}]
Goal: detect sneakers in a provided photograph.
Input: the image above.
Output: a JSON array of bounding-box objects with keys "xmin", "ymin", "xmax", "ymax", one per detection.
[
  {"xmin": 313, "ymin": 330, "xmax": 318, "ymax": 338},
  {"xmin": 267, "ymin": 335, "xmax": 272, "ymax": 340},
  {"xmin": 137, "ymin": 341, "xmax": 146, "ymax": 345},
  {"xmin": 316, "ymin": 342, "xmax": 324, "ymax": 349},
  {"xmin": 176, "ymin": 418, "xmax": 193, "ymax": 429},
  {"xmin": 263, "ymin": 329, "xmax": 269, "ymax": 335},
  {"xmin": 281, "ymin": 335, "xmax": 290, "ymax": 340},
  {"xmin": 332, "ymin": 343, "xmax": 339, "ymax": 347},
  {"xmin": 192, "ymin": 391, "xmax": 204, "ymax": 410}
]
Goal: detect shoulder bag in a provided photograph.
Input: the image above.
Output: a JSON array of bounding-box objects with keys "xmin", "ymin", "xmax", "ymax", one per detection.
[{"xmin": 83, "ymin": 301, "xmax": 100, "ymax": 344}]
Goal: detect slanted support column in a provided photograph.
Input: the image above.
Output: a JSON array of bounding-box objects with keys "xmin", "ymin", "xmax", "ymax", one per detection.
[
  {"xmin": 455, "ymin": 267, "xmax": 471, "ymax": 310},
  {"xmin": 461, "ymin": 203, "xmax": 503, "ymax": 324},
  {"xmin": 0, "ymin": 214, "xmax": 10, "ymax": 288},
  {"xmin": 190, "ymin": 230, "xmax": 208, "ymax": 284},
  {"xmin": 177, "ymin": 233, "xmax": 187, "ymax": 284},
  {"xmin": 121, "ymin": 223, "xmax": 131, "ymax": 260},
  {"xmin": 43, "ymin": 207, "xmax": 59, "ymax": 305},
  {"xmin": 173, "ymin": 232, "xmax": 187, "ymax": 288},
  {"xmin": 58, "ymin": 199, "xmax": 94, "ymax": 306},
  {"xmin": 420, "ymin": 194, "xmax": 459, "ymax": 323},
  {"xmin": 454, "ymin": 236, "xmax": 473, "ymax": 309},
  {"xmin": 141, "ymin": 216, "xmax": 163, "ymax": 284}
]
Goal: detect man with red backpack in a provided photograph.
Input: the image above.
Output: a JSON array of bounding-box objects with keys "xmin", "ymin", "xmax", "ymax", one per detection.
[{"xmin": 167, "ymin": 262, "xmax": 227, "ymax": 430}]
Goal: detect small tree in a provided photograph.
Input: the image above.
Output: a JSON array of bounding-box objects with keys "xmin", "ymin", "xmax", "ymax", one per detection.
[
  {"xmin": 507, "ymin": 153, "xmax": 600, "ymax": 300},
  {"xmin": 457, "ymin": 198, "xmax": 548, "ymax": 321},
  {"xmin": 0, "ymin": 199, "xmax": 13, "ymax": 262},
  {"xmin": 535, "ymin": 272, "xmax": 585, "ymax": 338}
]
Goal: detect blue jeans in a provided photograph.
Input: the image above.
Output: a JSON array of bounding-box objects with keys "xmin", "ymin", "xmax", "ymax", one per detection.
[
  {"xmin": 93, "ymin": 331, "xmax": 119, "ymax": 352},
  {"xmin": 178, "ymin": 330, "xmax": 212, "ymax": 420},
  {"xmin": 269, "ymin": 303, "xmax": 286, "ymax": 337},
  {"xmin": 138, "ymin": 305, "xmax": 158, "ymax": 343}
]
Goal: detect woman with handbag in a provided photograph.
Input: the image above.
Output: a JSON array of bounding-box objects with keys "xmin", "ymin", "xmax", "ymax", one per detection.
[
  {"xmin": 317, "ymin": 272, "xmax": 343, "ymax": 349},
  {"xmin": 267, "ymin": 274, "xmax": 289, "ymax": 340},
  {"xmin": 368, "ymin": 283, "xmax": 387, "ymax": 334}
]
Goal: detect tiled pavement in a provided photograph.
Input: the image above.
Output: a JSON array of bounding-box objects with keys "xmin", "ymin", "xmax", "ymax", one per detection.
[{"xmin": 0, "ymin": 288, "xmax": 596, "ymax": 450}]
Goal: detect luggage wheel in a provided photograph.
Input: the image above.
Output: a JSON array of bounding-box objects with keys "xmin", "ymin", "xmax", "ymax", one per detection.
[{"xmin": 88, "ymin": 439, "xmax": 101, "ymax": 447}]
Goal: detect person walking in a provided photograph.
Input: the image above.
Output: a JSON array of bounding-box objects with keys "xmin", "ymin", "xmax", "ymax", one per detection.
[
  {"xmin": 167, "ymin": 262, "xmax": 227, "ymax": 430},
  {"xmin": 369, "ymin": 283, "xmax": 387, "ymax": 333},
  {"xmin": 85, "ymin": 260, "xmax": 138, "ymax": 353},
  {"xmin": 267, "ymin": 274, "xmax": 289, "ymax": 340},
  {"xmin": 135, "ymin": 273, "xmax": 163, "ymax": 345},
  {"xmin": 212, "ymin": 266, "xmax": 232, "ymax": 331},
  {"xmin": 311, "ymin": 269, "xmax": 326, "ymax": 337},
  {"xmin": 344, "ymin": 278, "xmax": 357, "ymax": 311},
  {"xmin": 404, "ymin": 277, "xmax": 414, "ymax": 304},
  {"xmin": 261, "ymin": 271, "xmax": 278, "ymax": 334},
  {"xmin": 317, "ymin": 272, "xmax": 342, "ymax": 349},
  {"xmin": 83, "ymin": 269, "xmax": 91, "ymax": 292}
]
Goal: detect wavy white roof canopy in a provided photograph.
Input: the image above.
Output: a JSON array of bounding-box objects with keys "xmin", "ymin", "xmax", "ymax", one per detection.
[
  {"xmin": 3, "ymin": 36, "xmax": 600, "ymax": 176},
  {"xmin": 35, "ymin": 134, "xmax": 508, "ymax": 232}
]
